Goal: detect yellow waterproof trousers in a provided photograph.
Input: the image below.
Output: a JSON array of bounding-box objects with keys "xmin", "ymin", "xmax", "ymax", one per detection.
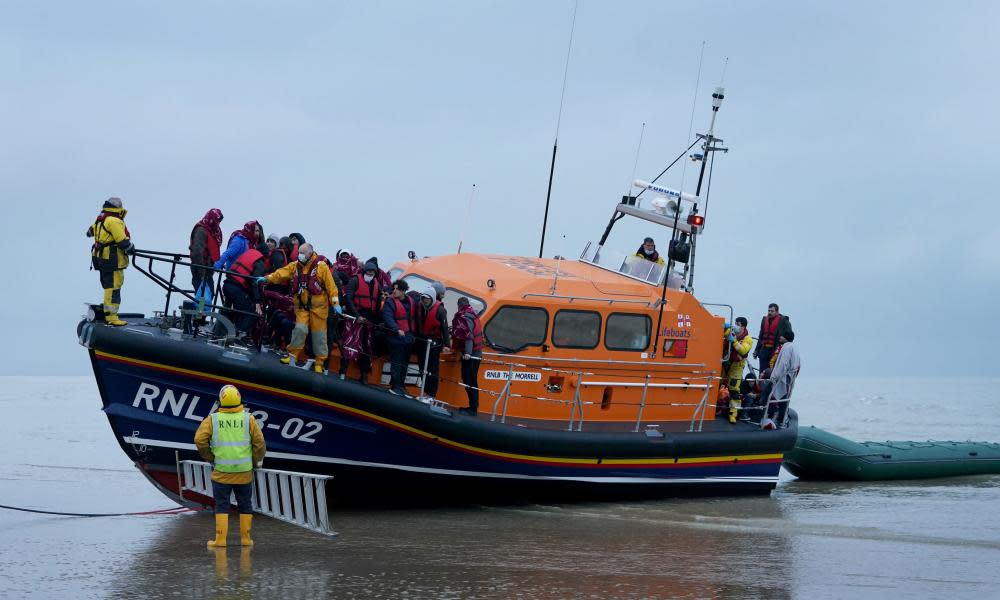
[
  {"xmin": 287, "ymin": 299, "xmax": 329, "ymax": 364},
  {"xmin": 99, "ymin": 268, "xmax": 124, "ymax": 317},
  {"xmin": 726, "ymin": 360, "xmax": 746, "ymax": 394}
]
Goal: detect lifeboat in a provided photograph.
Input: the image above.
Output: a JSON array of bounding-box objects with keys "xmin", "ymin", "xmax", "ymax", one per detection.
[{"xmin": 78, "ymin": 89, "xmax": 799, "ymax": 505}]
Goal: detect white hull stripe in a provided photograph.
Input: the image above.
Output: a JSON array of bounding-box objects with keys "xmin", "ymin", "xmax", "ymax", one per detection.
[{"xmin": 123, "ymin": 436, "xmax": 779, "ymax": 485}]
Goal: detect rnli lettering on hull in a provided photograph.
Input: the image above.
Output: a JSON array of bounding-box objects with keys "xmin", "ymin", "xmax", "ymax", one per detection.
[
  {"xmin": 132, "ymin": 382, "xmax": 217, "ymax": 422},
  {"xmin": 483, "ymin": 370, "xmax": 542, "ymax": 382}
]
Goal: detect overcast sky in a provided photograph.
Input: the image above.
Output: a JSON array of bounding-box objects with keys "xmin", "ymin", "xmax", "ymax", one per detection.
[{"xmin": 2, "ymin": 1, "xmax": 997, "ymax": 376}]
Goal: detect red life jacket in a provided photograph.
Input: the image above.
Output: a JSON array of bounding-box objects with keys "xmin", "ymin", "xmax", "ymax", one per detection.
[
  {"xmin": 295, "ymin": 256, "xmax": 327, "ymax": 297},
  {"xmin": 728, "ymin": 328, "xmax": 750, "ymax": 363},
  {"xmin": 452, "ymin": 308, "xmax": 484, "ymax": 352},
  {"xmin": 761, "ymin": 314, "xmax": 780, "ymax": 348},
  {"xmin": 387, "ymin": 297, "xmax": 413, "ymax": 333},
  {"xmin": 190, "ymin": 223, "xmax": 221, "ymax": 263},
  {"xmin": 418, "ymin": 301, "xmax": 443, "ymax": 337},
  {"xmin": 229, "ymin": 248, "xmax": 264, "ymax": 290},
  {"xmin": 353, "ymin": 274, "xmax": 381, "ymax": 312}
]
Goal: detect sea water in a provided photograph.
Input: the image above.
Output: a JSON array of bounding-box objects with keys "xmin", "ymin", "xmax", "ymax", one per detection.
[{"xmin": 0, "ymin": 376, "xmax": 998, "ymax": 599}]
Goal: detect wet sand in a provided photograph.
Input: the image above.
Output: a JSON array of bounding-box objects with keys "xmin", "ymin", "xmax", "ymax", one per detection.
[{"xmin": 1, "ymin": 376, "xmax": 998, "ymax": 599}]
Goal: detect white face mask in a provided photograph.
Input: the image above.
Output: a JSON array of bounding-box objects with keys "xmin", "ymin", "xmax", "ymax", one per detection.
[
  {"xmin": 298, "ymin": 253, "xmax": 308, "ymax": 263},
  {"xmin": 734, "ymin": 325, "xmax": 744, "ymax": 335},
  {"xmin": 363, "ymin": 273, "xmax": 374, "ymax": 283}
]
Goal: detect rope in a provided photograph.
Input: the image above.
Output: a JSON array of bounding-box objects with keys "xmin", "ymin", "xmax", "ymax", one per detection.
[{"xmin": 0, "ymin": 503, "xmax": 199, "ymax": 518}]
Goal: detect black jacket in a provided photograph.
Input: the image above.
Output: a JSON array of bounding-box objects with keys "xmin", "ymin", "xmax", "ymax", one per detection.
[{"xmin": 756, "ymin": 314, "xmax": 793, "ymax": 351}]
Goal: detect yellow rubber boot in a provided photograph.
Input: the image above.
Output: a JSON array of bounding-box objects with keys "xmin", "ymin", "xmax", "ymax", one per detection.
[
  {"xmin": 728, "ymin": 398, "xmax": 742, "ymax": 424},
  {"xmin": 280, "ymin": 354, "xmax": 292, "ymax": 365},
  {"xmin": 239, "ymin": 514, "xmax": 254, "ymax": 547},
  {"xmin": 313, "ymin": 358, "xmax": 325, "ymax": 373},
  {"xmin": 207, "ymin": 513, "xmax": 229, "ymax": 548},
  {"xmin": 105, "ymin": 304, "xmax": 127, "ymax": 327}
]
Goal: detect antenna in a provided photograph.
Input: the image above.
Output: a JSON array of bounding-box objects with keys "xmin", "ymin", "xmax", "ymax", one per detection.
[
  {"xmin": 456, "ymin": 183, "xmax": 477, "ymax": 255},
  {"xmin": 538, "ymin": 0, "xmax": 578, "ymax": 259},
  {"xmin": 625, "ymin": 122, "xmax": 646, "ymax": 198}
]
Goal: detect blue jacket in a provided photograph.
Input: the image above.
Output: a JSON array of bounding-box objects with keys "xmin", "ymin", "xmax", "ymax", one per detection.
[
  {"xmin": 382, "ymin": 297, "xmax": 413, "ymax": 343},
  {"xmin": 214, "ymin": 234, "xmax": 249, "ymax": 271}
]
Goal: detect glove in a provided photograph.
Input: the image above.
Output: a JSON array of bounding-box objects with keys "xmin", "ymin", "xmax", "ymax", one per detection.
[
  {"xmin": 333, "ymin": 304, "xmax": 343, "ymax": 315},
  {"xmin": 254, "ymin": 276, "xmax": 268, "ymax": 284},
  {"xmin": 727, "ymin": 333, "xmax": 735, "ymax": 343},
  {"xmin": 724, "ymin": 322, "xmax": 731, "ymax": 330}
]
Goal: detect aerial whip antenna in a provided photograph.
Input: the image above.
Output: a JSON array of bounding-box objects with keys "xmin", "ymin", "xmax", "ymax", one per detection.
[
  {"xmin": 538, "ymin": 0, "xmax": 578, "ymax": 259},
  {"xmin": 626, "ymin": 122, "xmax": 646, "ymax": 197},
  {"xmin": 457, "ymin": 183, "xmax": 477, "ymax": 254}
]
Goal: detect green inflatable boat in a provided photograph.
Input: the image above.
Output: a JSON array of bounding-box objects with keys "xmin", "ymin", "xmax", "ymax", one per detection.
[{"xmin": 783, "ymin": 426, "xmax": 1000, "ymax": 481}]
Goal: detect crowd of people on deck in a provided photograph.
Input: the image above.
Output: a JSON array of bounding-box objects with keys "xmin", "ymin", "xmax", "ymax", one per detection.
[
  {"xmin": 186, "ymin": 207, "xmax": 485, "ymax": 414},
  {"xmin": 89, "ymin": 199, "xmax": 795, "ymax": 424},
  {"xmin": 719, "ymin": 304, "xmax": 800, "ymax": 428}
]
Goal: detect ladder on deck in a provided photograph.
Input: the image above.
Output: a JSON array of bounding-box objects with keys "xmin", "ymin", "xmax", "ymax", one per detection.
[{"xmin": 177, "ymin": 459, "xmax": 336, "ymax": 536}]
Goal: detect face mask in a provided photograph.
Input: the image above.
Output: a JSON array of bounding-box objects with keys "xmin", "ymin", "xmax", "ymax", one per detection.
[
  {"xmin": 298, "ymin": 253, "xmax": 308, "ymax": 263},
  {"xmin": 734, "ymin": 326, "xmax": 744, "ymax": 335},
  {"xmin": 363, "ymin": 274, "xmax": 374, "ymax": 283}
]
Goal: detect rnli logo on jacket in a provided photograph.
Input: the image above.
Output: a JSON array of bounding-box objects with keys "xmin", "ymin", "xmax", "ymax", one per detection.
[{"xmin": 484, "ymin": 370, "xmax": 542, "ymax": 382}]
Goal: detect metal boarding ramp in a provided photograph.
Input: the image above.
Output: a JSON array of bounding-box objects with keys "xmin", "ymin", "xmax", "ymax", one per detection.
[{"xmin": 177, "ymin": 459, "xmax": 336, "ymax": 536}]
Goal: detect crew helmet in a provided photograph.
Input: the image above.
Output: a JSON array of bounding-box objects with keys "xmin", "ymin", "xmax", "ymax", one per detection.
[{"xmin": 219, "ymin": 384, "xmax": 242, "ymax": 407}]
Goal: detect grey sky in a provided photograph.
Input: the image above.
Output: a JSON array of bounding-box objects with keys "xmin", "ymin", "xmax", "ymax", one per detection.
[{"xmin": 2, "ymin": 1, "xmax": 997, "ymax": 376}]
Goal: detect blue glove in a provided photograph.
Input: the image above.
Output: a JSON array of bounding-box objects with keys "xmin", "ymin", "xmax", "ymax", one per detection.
[
  {"xmin": 724, "ymin": 322, "xmax": 731, "ymax": 330},
  {"xmin": 333, "ymin": 304, "xmax": 343, "ymax": 315},
  {"xmin": 254, "ymin": 276, "xmax": 267, "ymax": 284},
  {"xmin": 727, "ymin": 333, "xmax": 735, "ymax": 343}
]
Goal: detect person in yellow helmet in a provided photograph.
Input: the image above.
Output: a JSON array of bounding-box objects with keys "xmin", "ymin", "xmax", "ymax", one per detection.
[
  {"xmin": 194, "ymin": 384, "xmax": 266, "ymax": 548},
  {"xmin": 87, "ymin": 197, "xmax": 135, "ymax": 326},
  {"xmin": 258, "ymin": 243, "xmax": 341, "ymax": 373}
]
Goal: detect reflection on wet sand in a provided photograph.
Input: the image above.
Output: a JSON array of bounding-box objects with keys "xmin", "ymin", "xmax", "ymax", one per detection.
[{"xmin": 111, "ymin": 497, "xmax": 792, "ymax": 599}]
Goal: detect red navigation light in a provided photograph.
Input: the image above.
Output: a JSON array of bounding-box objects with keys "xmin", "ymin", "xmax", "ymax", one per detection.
[{"xmin": 687, "ymin": 214, "xmax": 705, "ymax": 227}]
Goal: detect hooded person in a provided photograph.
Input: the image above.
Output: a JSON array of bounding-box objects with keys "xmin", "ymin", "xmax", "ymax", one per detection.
[
  {"xmin": 215, "ymin": 220, "xmax": 261, "ymax": 272},
  {"xmin": 194, "ymin": 385, "xmax": 266, "ymax": 548},
  {"xmin": 87, "ymin": 197, "xmax": 135, "ymax": 326},
  {"xmin": 340, "ymin": 259, "xmax": 383, "ymax": 382},
  {"xmin": 761, "ymin": 331, "xmax": 800, "ymax": 427},
  {"xmin": 412, "ymin": 286, "xmax": 450, "ymax": 399},
  {"xmin": 635, "ymin": 237, "xmax": 665, "ymax": 266},
  {"xmin": 451, "ymin": 296, "xmax": 485, "ymax": 415},
  {"xmin": 259, "ymin": 243, "xmax": 341, "ymax": 373},
  {"xmin": 288, "ymin": 233, "xmax": 306, "ymax": 262},
  {"xmin": 431, "ymin": 280, "xmax": 446, "ymax": 302},
  {"xmin": 265, "ymin": 234, "xmax": 287, "ymax": 273},
  {"xmin": 333, "ymin": 249, "xmax": 361, "ymax": 291},
  {"xmin": 189, "ymin": 208, "xmax": 224, "ymax": 303},
  {"xmin": 365, "ymin": 256, "xmax": 393, "ymax": 291}
]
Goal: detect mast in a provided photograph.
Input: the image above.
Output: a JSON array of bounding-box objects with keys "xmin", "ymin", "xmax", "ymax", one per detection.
[{"xmin": 651, "ymin": 86, "xmax": 727, "ymax": 358}]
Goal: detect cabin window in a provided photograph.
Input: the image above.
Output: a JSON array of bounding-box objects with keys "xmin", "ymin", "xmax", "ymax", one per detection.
[
  {"xmin": 552, "ymin": 310, "xmax": 601, "ymax": 349},
  {"xmin": 605, "ymin": 313, "xmax": 651, "ymax": 351},
  {"xmin": 484, "ymin": 306, "xmax": 549, "ymax": 352},
  {"xmin": 400, "ymin": 274, "xmax": 486, "ymax": 315}
]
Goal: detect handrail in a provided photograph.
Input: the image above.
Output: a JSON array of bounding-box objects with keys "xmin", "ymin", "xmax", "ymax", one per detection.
[
  {"xmin": 521, "ymin": 293, "xmax": 654, "ymax": 306},
  {"xmin": 130, "ymin": 249, "xmax": 264, "ymax": 341},
  {"xmin": 481, "ymin": 351, "xmax": 704, "ymax": 368}
]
